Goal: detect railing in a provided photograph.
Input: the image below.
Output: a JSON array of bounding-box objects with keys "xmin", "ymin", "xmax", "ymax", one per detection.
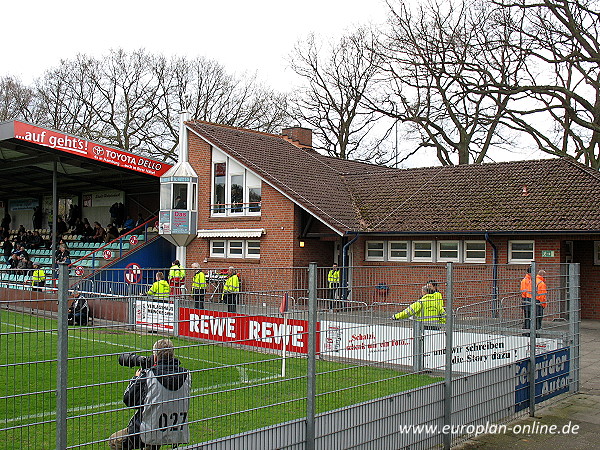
[
  {"xmin": 68, "ymin": 216, "xmax": 158, "ymax": 271},
  {"xmin": 210, "ymin": 201, "xmax": 261, "ymax": 214}
]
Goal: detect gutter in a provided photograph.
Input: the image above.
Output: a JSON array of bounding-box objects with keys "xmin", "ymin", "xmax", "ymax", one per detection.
[
  {"xmin": 485, "ymin": 232, "xmax": 499, "ymax": 318},
  {"xmin": 342, "ymin": 232, "xmax": 360, "ymax": 300}
]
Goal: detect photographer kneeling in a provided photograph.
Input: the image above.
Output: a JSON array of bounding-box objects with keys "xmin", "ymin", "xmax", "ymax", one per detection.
[{"xmin": 109, "ymin": 339, "xmax": 191, "ymax": 450}]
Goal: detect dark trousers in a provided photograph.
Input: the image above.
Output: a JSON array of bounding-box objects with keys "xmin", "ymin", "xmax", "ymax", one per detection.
[
  {"xmin": 522, "ymin": 299, "xmax": 544, "ymax": 330},
  {"xmin": 193, "ymin": 288, "xmax": 205, "ymax": 309},
  {"xmin": 224, "ymin": 293, "xmax": 238, "ymax": 313},
  {"xmin": 328, "ymin": 284, "xmax": 339, "ymax": 309}
]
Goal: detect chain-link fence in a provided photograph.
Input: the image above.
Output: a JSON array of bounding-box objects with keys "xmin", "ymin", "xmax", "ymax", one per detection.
[{"xmin": 0, "ymin": 262, "xmax": 579, "ymax": 449}]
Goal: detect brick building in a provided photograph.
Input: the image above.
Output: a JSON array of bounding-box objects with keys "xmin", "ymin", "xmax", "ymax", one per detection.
[{"xmin": 180, "ymin": 120, "xmax": 600, "ymax": 319}]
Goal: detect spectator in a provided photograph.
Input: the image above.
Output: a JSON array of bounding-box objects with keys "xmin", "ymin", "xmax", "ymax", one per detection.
[
  {"xmin": 106, "ymin": 223, "xmax": 120, "ymax": 242},
  {"xmin": 2, "ymin": 236, "xmax": 13, "ymax": 263},
  {"xmin": 81, "ymin": 222, "xmax": 95, "ymax": 242},
  {"xmin": 121, "ymin": 216, "xmax": 135, "ymax": 234},
  {"xmin": 56, "ymin": 216, "xmax": 68, "ymax": 237},
  {"xmin": 72, "ymin": 217, "xmax": 84, "ymax": 235},
  {"xmin": 1, "ymin": 213, "xmax": 11, "ymax": 230},
  {"xmin": 16, "ymin": 254, "xmax": 33, "ymax": 275},
  {"xmin": 68, "ymin": 291, "xmax": 89, "ymax": 326},
  {"xmin": 56, "ymin": 244, "xmax": 71, "ymax": 265},
  {"xmin": 7, "ymin": 253, "xmax": 19, "ymax": 270},
  {"xmin": 92, "ymin": 222, "xmax": 106, "ymax": 243},
  {"xmin": 32, "ymin": 206, "xmax": 43, "ymax": 229}
]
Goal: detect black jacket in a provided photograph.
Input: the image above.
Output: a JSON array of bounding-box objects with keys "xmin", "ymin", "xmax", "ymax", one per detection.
[{"xmin": 123, "ymin": 357, "xmax": 189, "ymax": 441}]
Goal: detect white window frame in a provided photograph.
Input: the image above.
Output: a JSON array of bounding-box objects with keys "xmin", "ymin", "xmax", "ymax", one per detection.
[
  {"xmin": 246, "ymin": 240, "xmax": 261, "ymax": 259},
  {"xmin": 412, "ymin": 241, "xmax": 433, "ymax": 262},
  {"xmin": 508, "ymin": 240, "xmax": 535, "ymax": 263},
  {"xmin": 365, "ymin": 241, "xmax": 385, "ymax": 261},
  {"xmin": 388, "ymin": 241, "xmax": 409, "ymax": 261},
  {"xmin": 209, "ymin": 239, "xmax": 260, "ymax": 259},
  {"xmin": 210, "ymin": 148, "xmax": 262, "ymax": 217},
  {"xmin": 227, "ymin": 240, "xmax": 244, "ymax": 257},
  {"xmin": 437, "ymin": 241, "xmax": 460, "ymax": 262},
  {"xmin": 210, "ymin": 240, "xmax": 226, "ymax": 257},
  {"xmin": 464, "ymin": 240, "xmax": 487, "ymax": 263}
]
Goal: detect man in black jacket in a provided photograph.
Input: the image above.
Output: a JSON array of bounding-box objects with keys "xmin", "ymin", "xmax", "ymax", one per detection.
[
  {"xmin": 109, "ymin": 339, "xmax": 191, "ymax": 449},
  {"xmin": 67, "ymin": 291, "xmax": 89, "ymax": 326}
]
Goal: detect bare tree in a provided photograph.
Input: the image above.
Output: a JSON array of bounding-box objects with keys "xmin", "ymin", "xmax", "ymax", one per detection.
[
  {"xmin": 495, "ymin": 0, "xmax": 600, "ymax": 169},
  {"xmin": 0, "ymin": 76, "xmax": 36, "ymax": 122},
  {"xmin": 371, "ymin": 0, "xmax": 527, "ymax": 165},
  {"xmin": 289, "ymin": 29, "xmax": 390, "ymax": 162},
  {"xmin": 29, "ymin": 50, "xmax": 289, "ymax": 163}
]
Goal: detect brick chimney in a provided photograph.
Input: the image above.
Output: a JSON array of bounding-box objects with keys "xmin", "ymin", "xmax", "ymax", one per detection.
[{"xmin": 281, "ymin": 127, "xmax": 312, "ymax": 148}]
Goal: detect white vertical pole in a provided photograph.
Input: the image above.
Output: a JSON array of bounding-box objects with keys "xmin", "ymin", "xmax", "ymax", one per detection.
[{"xmin": 281, "ymin": 313, "xmax": 288, "ymax": 377}]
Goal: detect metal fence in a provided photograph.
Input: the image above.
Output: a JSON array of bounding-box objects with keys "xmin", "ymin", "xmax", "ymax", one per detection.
[{"xmin": 0, "ymin": 262, "xmax": 579, "ymax": 449}]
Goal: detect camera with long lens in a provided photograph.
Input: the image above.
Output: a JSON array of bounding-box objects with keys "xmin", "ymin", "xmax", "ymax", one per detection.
[{"xmin": 118, "ymin": 352, "xmax": 153, "ymax": 369}]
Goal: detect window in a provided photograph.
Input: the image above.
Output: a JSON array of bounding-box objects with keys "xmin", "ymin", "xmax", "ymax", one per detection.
[
  {"xmin": 247, "ymin": 241, "xmax": 261, "ymax": 258},
  {"xmin": 211, "ymin": 149, "xmax": 262, "ymax": 216},
  {"xmin": 228, "ymin": 241, "xmax": 244, "ymax": 257},
  {"xmin": 210, "ymin": 240, "xmax": 225, "ymax": 257},
  {"xmin": 365, "ymin": 241, "xmax": 385, "ymax": 261},
  {"xmin": 388, "ymin": 241, "xmax": 408, "ymax": 261},
  {"xmin": 437, "ymin": 241, "xmax": 459, "ymax": 262},
  {"xmin": 210, "ymin": 240, "xmax": 260, "ymax": 259},
  {"xmin": 509, "ymin": 241, "xmax": 534, "ymax": 263},
  {"xmin": 464, "ymin": 241, "xmax": 486, "ymax": 263},
  {"xmin": 213, "ymin": 162, "xmax": 226, "ymax": 213},
  {"xmin": 594, "ymin": 242, "xmax": 600, "ymax": 265},
  {"xmin": 412, "ymin": 241, "xmax": 433, "ymax": 262}
]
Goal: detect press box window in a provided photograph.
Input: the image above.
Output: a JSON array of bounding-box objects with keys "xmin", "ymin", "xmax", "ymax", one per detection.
[{"xmin": 509, "ymin": 241, "xmax": 534, "ymax": 263}]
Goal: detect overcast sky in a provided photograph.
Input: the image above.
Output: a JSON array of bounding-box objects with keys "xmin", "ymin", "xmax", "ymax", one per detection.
[{"xmin": 2, "ymin": 0, "xmax": 390, "ymax": 91}]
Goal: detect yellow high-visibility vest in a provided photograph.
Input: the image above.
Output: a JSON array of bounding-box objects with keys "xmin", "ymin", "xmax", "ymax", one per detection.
[
  {"xmin": 148, "ymin": 280, "xmax": 171, "ymax": 298},
  {"xmin": 192, "ymin": 270, "xmax": 206, "ymax": 290}
]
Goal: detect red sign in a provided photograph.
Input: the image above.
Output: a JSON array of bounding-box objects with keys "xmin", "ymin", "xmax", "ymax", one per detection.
[
  {"xmin": 129, "ymin": 235, "xmax": 138, "ymax": 245},
  {"xmin": 75, "ymin": 266, "xmax": 84, "ymax": 276},
  {"xmin": 179, "ymin": 309, "xmax": 318, "ymax": 354},
  {"xmin": 103, "ymin": 249, "xmax": 112, "ymax": 260},
  {"xmin": 12, "ymin": 121, "xmax": 170, "ymax": 177},
  {"xmin": 125, "ymin": 263, "xmax": 142, "ymax": 284}
]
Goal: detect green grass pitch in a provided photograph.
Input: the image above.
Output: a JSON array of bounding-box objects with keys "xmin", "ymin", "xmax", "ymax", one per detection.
[{"xmin": 0, "ymin": 308, "xmax": 440, "ymax": 449}]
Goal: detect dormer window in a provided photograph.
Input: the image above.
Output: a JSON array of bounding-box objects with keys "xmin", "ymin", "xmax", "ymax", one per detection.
[{"xmin": 211, "ymin": 148, "xmax": 261, "ymax": 216}]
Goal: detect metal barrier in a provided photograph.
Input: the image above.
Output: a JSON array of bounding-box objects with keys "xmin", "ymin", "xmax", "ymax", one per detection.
[{"xmin": 0, "ymin": 262, "xmax": 581, "ymax": 449}]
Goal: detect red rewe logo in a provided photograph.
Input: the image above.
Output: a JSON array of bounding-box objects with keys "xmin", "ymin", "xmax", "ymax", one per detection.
[{"xmin": 93, "ymin": 146, "xmax": 104, "ymax": 156}]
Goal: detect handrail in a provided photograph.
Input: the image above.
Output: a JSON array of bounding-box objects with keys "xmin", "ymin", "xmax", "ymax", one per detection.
[{"xmin": 69, "ymin": 216, "xmax": 158, "ymax": 269}]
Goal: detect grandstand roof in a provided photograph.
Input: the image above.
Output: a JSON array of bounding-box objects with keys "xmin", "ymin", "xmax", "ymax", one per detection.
[{"xmin": 0, "ymin": 120, "xmax": 171, "ymax": 199}]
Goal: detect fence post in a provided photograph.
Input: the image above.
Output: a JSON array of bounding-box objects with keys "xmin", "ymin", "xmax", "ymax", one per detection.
[
  {"xmin": 173, "ymin": 295, "xmax": 180, "ymax": 338},
  {"xmin": 412, "ymin": 320, "xmax": 424, "ymax": 372},
  {"xmin": 56, "ymin": 263, "xmax": 69, "ymax": 450},
  {"xmin": 443, "ymin": 262, "xmax": 454, "ymax": 450},
  {"xmin": 306, "ymin": 262, "xmax": 317, "ymax": 450},
  {"xmin": 568, "ymin": 263, "xmax": 580, "ymax": 393},
  {"xmin": 529, "ymin": 261, "xmax": 537, "ymax": 417}
]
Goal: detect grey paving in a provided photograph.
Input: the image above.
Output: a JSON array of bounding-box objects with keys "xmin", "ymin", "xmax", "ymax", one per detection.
[{"xmin": 454, "ymin": 320, "xmax": 600, "ymax": 449}]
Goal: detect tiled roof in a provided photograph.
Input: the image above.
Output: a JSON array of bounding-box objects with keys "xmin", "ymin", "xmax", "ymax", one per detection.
[
  {"xmin": 345, "ymin": 158, "xmax": 600, "ymax": 233},
  {"xmin": 187, "ymin": 121, "xmax": 390, "ymax": 233},
  {"xmin": 187, "ymin": 121, "xmax": 600, "ymax": 234}
]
